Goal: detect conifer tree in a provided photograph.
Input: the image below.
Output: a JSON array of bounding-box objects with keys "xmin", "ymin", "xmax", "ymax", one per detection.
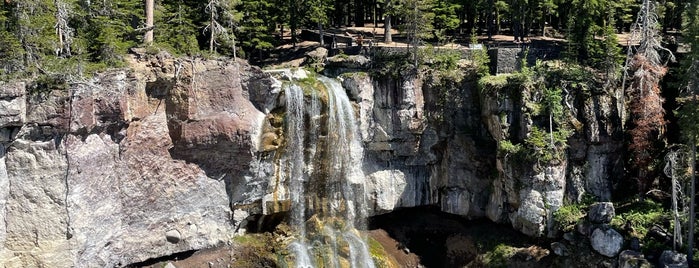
[
  {"xmin": 380, "ymin": 0, "xmax": 394, "ymax": 43},
  {"xmin": 54, "ymin": 0, "xmax": 73, "ymax": 56},
  {"xmin": 306, "ymin": 0, "xmax": 332, "ymax": 46},
  {"xmin": 236, "ymin": 0, "xmax": 274, "ymax": 57},
  {"xmin": 14, "ymin": 0, "xmax": 59, "ymax": 72},
  {"xmin": 156, "ymin": 0, "xmax": 201, "ymax": 55},
  {"xmin": 144, "ymin": 0, "xmax": 153, "ymax": 45},
  {"xmin": 433, "ymin": 0, "xmax": 460, "ymax": 44},
  {"xmin": 0, "ymin": 1, "xmax": 24, "ymax": 75},
  {"xmin": 396, "ymin": 0, "xmax": 434, "ymax": 66},
  {"xmin": 83, "ymin": 0, "xmax": 140, "ymax": 65},
  {"xmin": 204, "ymin": 0, "xmax": 240, "ymax": 53},
  {"xmin": 681, "ymin": 0, "xmax": 699, "ymax": 263}
]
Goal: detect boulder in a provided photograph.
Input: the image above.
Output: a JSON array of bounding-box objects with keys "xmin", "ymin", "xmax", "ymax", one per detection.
[
  {"xmin": 618, "ymin": 250, "xmax": 652, "ymax": 268},
  {"xmin": 326, "ymin": 55, "xmax": 370, "ymax": 69},
  {"xmin": 305, "ymin": 47, "xmax": 328, "ymax": 71},
  {"xmin": 590, "ymin": 227, "xmax": 624, "ymax": 257},
  {"xmin": 550, "ymin": 242, "xmax": 569, "ymax": 256},
  {"xmin": 588, "ymin": 202, "xmax": 615, "ymax": 224},
  {"xmin": 659, "ymin": 250, "xmax": 688, "ymax": 268},
  {"xmin": 165, "ymin": 230, "xmax": 181, "ymax": 244},
  {"xmin": 365, "ymin": 170, "xmax": 407, "ymax": 214}
]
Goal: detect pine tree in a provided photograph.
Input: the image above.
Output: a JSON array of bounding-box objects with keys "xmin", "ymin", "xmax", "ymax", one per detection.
[
  {"xmin": 82, "ymin": 0, "xmax": 140, "ymax": 65},
  {"xmin": 144, "ymin": 0, "xmax": 154, "ymax": 45},
  {"xmin": 305, "ymin": 0, "xmax": 332, "ymax": 46},
  {"xmin": 236, "ymin": 0, "xmax": 274, "ymax": 57},
  {"xmin": 156, "ymin": 0, "xmax": 201, "ymax": 55},
  {"xmin": 396, "ymin": 0, "xmax": 434, "ymax": 66},
  {"xmin": 0, "ymin": 1, "xmax": 24, "ymax": 76},
  {"xmin": 680, "ymin": 0, "xmax": 699, "ymax": 264},
  {"xmin": 432, "ymin": 0, "xmax": 460, "ymax": 44},
  {"xmin": 379, "ymin": 0, "xmax": 394, "ymax": 43},
  {"xmin": 204, "ymin": 0, "xmax": 240, "ymax": 54},
  {"xmin": 13, "ymin": 0, "xmax": 59, "ymax": 72}
]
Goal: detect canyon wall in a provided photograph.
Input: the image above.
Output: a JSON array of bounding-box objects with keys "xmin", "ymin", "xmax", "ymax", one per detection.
[{"xmin": 0, "ymin": 53, "xmax": 624, "ymax": 267}]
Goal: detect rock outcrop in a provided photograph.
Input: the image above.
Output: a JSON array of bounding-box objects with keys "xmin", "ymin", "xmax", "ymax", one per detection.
[
  {"xmin": 0, "ymin": 52, "xmax": 276, "ymax": 267},
  {"xmin": 0, "ymin": 50, "xmax": 630, "ymax": 266}
]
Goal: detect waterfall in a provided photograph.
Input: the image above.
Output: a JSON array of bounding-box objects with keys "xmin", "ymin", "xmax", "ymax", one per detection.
[
  {"xmin": 276, "ymin": 75, "xmax": 375, "ymax": 268},
  {"xmin": 283, "ymin": 84, "xmax": 313, "ymax": 266}
]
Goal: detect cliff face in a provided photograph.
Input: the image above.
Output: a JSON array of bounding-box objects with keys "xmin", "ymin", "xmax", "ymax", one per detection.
[
  {"xmin": 0, "ymin": 54, "xmax": 624, "ymax": 267},
  {"xmin": 0, "ymin": 53, "xmax": 275, "ymax": 267},
  {"xmin": 336, "ymin": 63, "xmax": 623, "ymax": 238}
]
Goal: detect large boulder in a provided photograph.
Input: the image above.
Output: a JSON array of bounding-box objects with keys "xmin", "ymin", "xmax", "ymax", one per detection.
[
  {"xmin": 366, "ymin": 170, "xmax": 407, "ymax": 214},
  {"xmin": 590, "ymin": 227, "xmax": 624, "ymax": 257},
  {"xmin": 659, "ymin": 250, "xmax": 688, "ymax": 268},
  {"xmin": 326, "ymin": 55, "xmax": 370, "ymax": 69},
  {"xmin": 618, "ymin": 250, "xmax": 652, "ymax": 268},
  {"xmin": 588, "ymin": 202, "xmax": 615, "ymax": 224}
]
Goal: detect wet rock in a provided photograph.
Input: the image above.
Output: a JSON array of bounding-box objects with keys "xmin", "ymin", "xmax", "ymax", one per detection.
[
  {"xmin": 588, "ymin": 202, "xmax": 615, "ymax": 224},
  {"xmin": 618, "ymin": 250, "xmax": 651, "ymax": 268},
  {"xmin": 563, "ymin": 232, "xmax": 576, "ymax": 242},
  {"xmin": 590, "ymin": 227, "xmax": 624, "ymax": 257},
  {"xmin": 576, "ymin": 221, "xmax": 593, "ymax": 236}
]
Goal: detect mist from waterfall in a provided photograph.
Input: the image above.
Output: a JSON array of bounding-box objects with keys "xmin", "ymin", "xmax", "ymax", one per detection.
[{"xmin": 279, "ymin": 75, "xmax": 375, "ymax": 268}]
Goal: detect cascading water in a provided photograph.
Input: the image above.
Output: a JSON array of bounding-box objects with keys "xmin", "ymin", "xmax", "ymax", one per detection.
[
  {"xmin": 276, "ymin": 75, "xmax": 375, "ymax": 268},
  {"xmin": 283, "ymin": 84, "xmax": 313, "ymax": 267}
]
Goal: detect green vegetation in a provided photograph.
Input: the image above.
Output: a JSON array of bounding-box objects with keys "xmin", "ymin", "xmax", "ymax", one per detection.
[
  {"xmin": 611, "ymin": 200, "xmax": 668, "ymax": 239},
  {"xmin": 553, "ymin": 204, "xmax": 585, "ymax": 232},
  {"xmin": 479, "ymin": 244, "xmax": 518, "ymax": 268},
  {"xmin": 367, "ymin": 236, "xmax": 396, "ymax": 267},
  {"xmin": 482, "ymin": 61, "xmax": 579, "ymax": 165}
]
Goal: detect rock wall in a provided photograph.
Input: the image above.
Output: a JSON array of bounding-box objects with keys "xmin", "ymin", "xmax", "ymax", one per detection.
[
  {"xmin": 0, "ymin": 52, "xmax": 626, "ymax": 266},
  {"xmin": 0, "ymin": 52, "xmax": 276, "ymax": 267},
  {"xmin": 335, "ymin": 61, "xmax": 623, "ymax": 237}
]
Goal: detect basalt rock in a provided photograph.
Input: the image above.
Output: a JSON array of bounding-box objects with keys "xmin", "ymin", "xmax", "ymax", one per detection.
[{"xmin": 0, "ymin": 53, "xmax": 275, "ymax": 267}]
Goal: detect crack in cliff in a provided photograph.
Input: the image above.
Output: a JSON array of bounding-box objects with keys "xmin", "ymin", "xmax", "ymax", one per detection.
[{"xmin": 62, "ymin": 84, "xmax": 74, "ymax": 240}]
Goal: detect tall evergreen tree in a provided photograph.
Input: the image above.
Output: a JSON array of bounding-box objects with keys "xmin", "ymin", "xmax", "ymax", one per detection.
[
  {"xmin": 305, "ymin": 0, "xmax": 333, "ymax": 46},
  {"xmin": 156, "ymin": 0, "xmax": 201, "ymax": 55},
  {"xmin": 236, "ymin": 0, "xmax": 275, "ymax": 57},
  {"xmin": 395, "ymin": 0, "xmax": 434, "ymax": 65},
  {"xmin": 0, "ymin": 1, "xmax": 24, "ymax": 75},
  {"xmin": 83, "ymin": 0, "xmax": 140, "ymax": 65},
  {"xmin": 13, "ymin": 0, "xmax": 59, "ymax": 71},
  {"xmin": 432, "ymin": 0, "xmax": 460, "ymax": 44},
  {"xmin": 144, "ymin": 0, "xmax": 153, "ymax": 45},
  {"xmin": 681, "ymin": 0, "xmax": 699, "ymax": 263},
  {"xmin": 204, "ymin": 0, "xmax": 240, "ymax": 53}
]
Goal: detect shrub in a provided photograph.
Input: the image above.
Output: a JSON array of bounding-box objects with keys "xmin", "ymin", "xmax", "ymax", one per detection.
[{"xmin": 553, "ymin": 204, "xmax": 585, "ymax": 232}]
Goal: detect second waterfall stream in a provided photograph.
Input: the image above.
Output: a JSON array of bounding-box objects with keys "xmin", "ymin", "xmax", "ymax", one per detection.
[{"xmin": 271, "ymin": 73, "xmax": 376, "ymax": 268}]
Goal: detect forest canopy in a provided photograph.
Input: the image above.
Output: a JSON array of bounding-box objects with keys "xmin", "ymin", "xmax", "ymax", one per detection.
[{"xmin": 0, "ymin": 0, "xmax": 691, "ymax": 78}]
